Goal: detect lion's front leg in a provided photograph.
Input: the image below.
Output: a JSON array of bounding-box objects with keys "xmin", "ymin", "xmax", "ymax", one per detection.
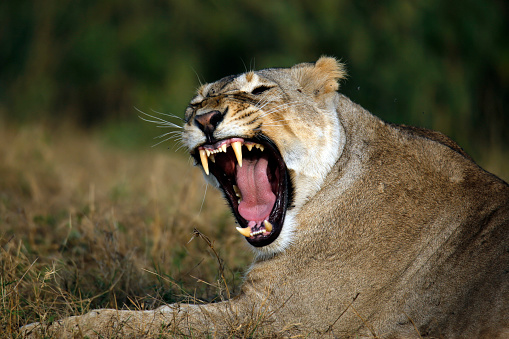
[
  {"xmin": 21, "ymin": 298, "xmax": 273, "ymax": 338},
  {"xmin": 21, "ymin": 305, "xmax": 181, "ymax": 338}
]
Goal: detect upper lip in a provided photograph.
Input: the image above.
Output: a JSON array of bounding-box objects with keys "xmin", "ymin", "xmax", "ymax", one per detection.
[{"xmin": 193, "ymin": 136, "xmax": 290, "ymax": 247}]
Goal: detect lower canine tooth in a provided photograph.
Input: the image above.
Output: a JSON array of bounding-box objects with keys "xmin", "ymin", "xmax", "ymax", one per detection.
[
  {"xmin": 236, "ymin": 227, "xmax": 251, "ymax": 237},
  {"xmin": 233, "ymin": 185, "xmax": 241, "ymax": 197},
  {"xmin": 199, "ymin": 149, "xmax": 209, "ymax": 175},
  {"xmin": 263, "ymin": 220, "xmax": 273, "ymax": 232}
]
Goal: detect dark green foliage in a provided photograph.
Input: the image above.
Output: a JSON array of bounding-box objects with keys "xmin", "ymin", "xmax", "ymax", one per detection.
[{"xmin": 1, "ymin": 0, "xmax": 507, "ymax": 159}]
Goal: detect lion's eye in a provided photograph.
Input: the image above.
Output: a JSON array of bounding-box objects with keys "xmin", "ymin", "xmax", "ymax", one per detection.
[{"xmin": 251, "ymin": 85, "xmax": 273, "ymax": 95}]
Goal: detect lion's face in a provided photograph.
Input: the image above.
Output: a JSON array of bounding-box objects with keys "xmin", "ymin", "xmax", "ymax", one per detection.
[{"xmin": 182, "ymin": 57, "xmax": 346, "ymax": 256}]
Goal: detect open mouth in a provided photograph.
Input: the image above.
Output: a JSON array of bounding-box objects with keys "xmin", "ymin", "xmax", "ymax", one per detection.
[{"xmin": 193, "ymin": 137, "xmax": 291, "ymax": 247}]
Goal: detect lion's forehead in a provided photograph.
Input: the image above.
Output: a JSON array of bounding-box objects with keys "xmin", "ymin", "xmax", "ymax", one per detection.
[{"xmin": 191, "ymin": 69, "xmax": 291, "ymax": 103}]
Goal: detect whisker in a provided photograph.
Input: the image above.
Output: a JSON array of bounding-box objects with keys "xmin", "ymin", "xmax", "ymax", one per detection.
[
  {"xmin": 139, "ymin": 116, "xmax": 182, "ymax": 129},
  {"xmin": 264, "ymin": 120, "xmax": 293, "ymax": 123},
  {"xmin": 175, "ymin": 143, "xmax": 189, "ymax": 153},
  {"xmin": 136, "ymin": 107, "xmax": 183, "ymax": 129},
  {"xmin": 258, "ymin": 102, "xmax": 306, "ymax": 118},
  {"xmin": 158, "ymin": 136, "xmax": 182, "ymax": 145},
  {"xmin": 240, "ymin": 57, "xmax": 248, "ymax": 74},
  {"xmin": 258, "ymin": 115, "xmax": 303, "ymax": 126},
  {"xmin": 270, "ymin": 117, "xmax": 300, "ymax": 121},
  {"xmin": 151, "ymin": 137, "xmax": 177, "ymax": 147},
  {"xmin": 154, "ymin": 131, "xmax": 182, "ymax": 139},
  {"xmin": 260, "ymin": 101, "xmax": 303, "ymax": 113},
  {"xmin": 250, "ymin": 57, "xmax": 256, "ymax": 72},
  {"xmin": 150, "ymin": 131, "xmax": 184, "ymax": 148},
  {"xmin": 191, "ymin": 67, "xmax": 205, "ymax": 87},
  {"xmin": 149, "ymin": 109, "xmax": 184, "ymax": 121},
  {"xmin": 255, "ymin": 93, "xmax": 276, "ymax": 109},
  {"xmin": 170, "ymin": 141, "xmax": 186, "ymax": 152}
]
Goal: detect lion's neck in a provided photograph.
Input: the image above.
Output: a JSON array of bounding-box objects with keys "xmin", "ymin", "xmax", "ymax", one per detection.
[{"xmin": 289, "ymin": 94, "xmax": 385, "ymax": 250}]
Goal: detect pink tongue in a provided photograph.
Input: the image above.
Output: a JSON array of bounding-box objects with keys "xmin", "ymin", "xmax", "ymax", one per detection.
[{"xmin": 236, "ymin": 157, "xmax": 276, "ymax": 222}]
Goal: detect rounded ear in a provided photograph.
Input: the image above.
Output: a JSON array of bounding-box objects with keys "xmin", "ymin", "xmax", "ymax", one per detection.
[{"xmin": 291, "ymin": 56, "xmax": 347, "ymax": 95}]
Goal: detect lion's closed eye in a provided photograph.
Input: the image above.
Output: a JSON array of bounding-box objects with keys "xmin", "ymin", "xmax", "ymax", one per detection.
[{"xmin": 251, "ymin": 85, "xmax": 273, "ymax": 95}]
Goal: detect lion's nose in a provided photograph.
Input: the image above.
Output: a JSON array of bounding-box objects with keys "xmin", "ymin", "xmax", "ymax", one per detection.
[{"xmin": 194, "ymin": 110, "xmax": 223, "ymax": 142}]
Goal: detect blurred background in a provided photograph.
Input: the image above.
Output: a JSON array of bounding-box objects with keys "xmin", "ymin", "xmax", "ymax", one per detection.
[{"xmin": 1, "ymin": 0, "xmax": 508, "ymax": 176}]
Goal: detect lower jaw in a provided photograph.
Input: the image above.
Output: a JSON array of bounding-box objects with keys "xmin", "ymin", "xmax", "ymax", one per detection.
[
  {"xmin": 244, "ymin": 220, "xmax": 283, "ymax": 247},
  {"xmin": 236, "ymin": 219, "xmax": 273, "ymax": 238}
]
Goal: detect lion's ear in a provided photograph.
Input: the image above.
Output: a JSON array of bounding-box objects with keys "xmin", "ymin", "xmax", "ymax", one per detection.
[{"xmin": 291, "ymin": 56, "xmax": 347, "ymax": 95}]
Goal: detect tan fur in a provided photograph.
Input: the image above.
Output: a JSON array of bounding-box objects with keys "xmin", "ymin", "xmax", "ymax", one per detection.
[
  {"xmin": 245, "ymin": 70, "xmax": 255, "ymax": 82},
  {"xmin": 22, "ymin": 57, "xmax": 509, "ymax": 338},
  {"xmin": 292, "ymin": 56, "xmax": 346, "ymax": 94}
]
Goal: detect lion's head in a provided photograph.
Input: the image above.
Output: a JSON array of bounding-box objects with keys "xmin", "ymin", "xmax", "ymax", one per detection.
[{"xmin": 182, "ymin": 57, "xmax": 347, "ymax": 257}]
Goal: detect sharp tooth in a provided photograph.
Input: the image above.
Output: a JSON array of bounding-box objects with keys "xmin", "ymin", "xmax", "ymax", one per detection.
[
  {"xmin": 246, "ymin": 144, "xmax": 254, "ymax": 151},
  {"xmin": 209, "ymin": 154, "xmax": 215, "ymax": 163},
  {"xmin": 263, "ymin": 220, "xmax": 273, "ymax": 232},
  {"xmin": 255, "ymin": 144, "xmax": 260, "ymax": 149},
  {"xmin": 221, "ymin": 144, "xmax": 227, "ymax": 153},
  {"xmin": 233, "ymin": 185, "xmax": 241, "ymax": 198},
  {"xmin": 236, "ymin": 227, "xmax": 251, "ymax": 237},
  {"xmin": 231, "ymin": 141, "xmax": 243, "ymax": 167},
  {"xmin": 199, "ymin": 149, "xmax": 209, "ymax": 175},
  {"xmin": 205, "ymin": 149, "xmax": 211, "ymax": 157}
]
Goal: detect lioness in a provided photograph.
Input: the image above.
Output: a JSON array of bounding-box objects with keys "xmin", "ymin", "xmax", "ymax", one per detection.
[{"xmin": 23, "ymin": 57, "xmax": 509, "ymax": 338}]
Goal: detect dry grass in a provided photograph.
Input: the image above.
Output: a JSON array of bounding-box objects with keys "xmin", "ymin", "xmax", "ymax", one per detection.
[
  {"xmin": 1, "ymin": 121, "xmax": 507, "ymax": 338},
  {"xmin": 0, "ymin": 122, "xmax": 254, "ymax": 338}
]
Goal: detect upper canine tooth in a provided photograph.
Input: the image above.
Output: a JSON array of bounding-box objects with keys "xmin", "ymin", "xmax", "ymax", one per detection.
[
  {"xmin": 199, "ymin": 149, "xmax": 209, "ymax": 175},
  {"xmin": 263, "ymin": 220, "xmax": 273, "ymax": 232},
  {"xmin": 246, "ymin": 144, "xmax": 254, "ymax": 151},
  {"xmin": 221, "ymin": 144, "xmax": 227, "ymax": 153},
  {"xmin": 236, "ymin": 227, "xmax": 251, "ymax": 237},
  {"xmin": 231, "ymin": 141, "xmax": 243, "ymax": 167}
]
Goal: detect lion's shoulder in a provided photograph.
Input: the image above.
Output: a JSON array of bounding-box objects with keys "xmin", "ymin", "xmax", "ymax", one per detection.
[{"xmin": 390, "ymin": 123, "xmax": 474, "ymax": 162}]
